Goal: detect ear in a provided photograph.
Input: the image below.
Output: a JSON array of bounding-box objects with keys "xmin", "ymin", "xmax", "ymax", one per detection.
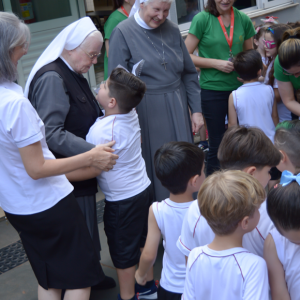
[
  {"xmin": 108, "ymin": 97, "xmax": 117, "ymax": 109},
  {"xmin": 239, "ymin": 216, "xmax": 250, "ymax": 231},
  {"xmin": 253, "ymin": 39, "xmax": 259, "ymax": 46},
  {"xmin": 189, "ymin": 174, "xmax": 200, "ymax": 187},
  {"xmin": 243, "ymin": 166, "xmax": 257, "ymax": 175},
  {"xmin": 279, "ymin": 150, "xmax": 287, "ymax": 163},
  {"xmin": 257, "ymin": 69, "xmax": 262, "ymax": 77}
]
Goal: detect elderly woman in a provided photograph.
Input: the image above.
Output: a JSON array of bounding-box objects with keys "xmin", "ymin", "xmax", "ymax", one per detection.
[
  {"xmin": 108, "ymin": 0, "xmax": 204, "ymax": 202},
  {"xmin": 274, "ymin": 27, "xmax": 300, "ymax": 115},
  {"xmin": 0, "ymin": 12, "xmax": 117, "ymax": 300},
  {"xmin": 24, "ymin": 17, "xmax": 117, "ymax": 290},
  {"xmin": 185, "ymin": 0, "xmax": 255, "ymax": 175}
]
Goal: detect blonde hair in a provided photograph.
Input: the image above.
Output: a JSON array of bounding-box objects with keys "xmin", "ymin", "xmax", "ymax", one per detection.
[
  {"xmin": 278, "ymin": 27, "xmax": 300, "ymax": 70},
  {"xmin": 198, "ymin": 170, "xmax": 265, "ymax": 236}
]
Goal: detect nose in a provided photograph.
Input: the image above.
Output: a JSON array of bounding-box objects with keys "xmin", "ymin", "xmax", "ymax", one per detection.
[
  {"xmin": 157, "ymin": 11, "xmax": 163, "ymax": 20},
  {"xmin": 92, "ymin": 56, "xmax": 98, "ymax": 64}
]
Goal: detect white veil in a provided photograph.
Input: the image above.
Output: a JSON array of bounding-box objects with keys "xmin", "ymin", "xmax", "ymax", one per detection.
[{"xmin": 24, "ymin": 17, "xmax": 98, "ymax": 97}]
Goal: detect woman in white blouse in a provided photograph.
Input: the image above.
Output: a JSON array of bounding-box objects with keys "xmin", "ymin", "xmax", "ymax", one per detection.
[{"xmin": 0, "ymin": 12, "xmax": 117, "ymax": 300}]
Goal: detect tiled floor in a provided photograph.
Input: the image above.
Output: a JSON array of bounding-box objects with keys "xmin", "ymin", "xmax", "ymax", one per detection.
[{"xmin": 0, "ymin": 190, "xmax": 164, "ymax": 300}]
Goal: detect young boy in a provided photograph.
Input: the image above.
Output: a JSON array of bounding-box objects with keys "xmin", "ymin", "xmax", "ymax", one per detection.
[
  {"xmin": 135, "ymin": 142, "xmax": 205, "ymax": 300},
  {"xmin": 264, "ymin": 120, "xmax": 300, "ymax": 300},
  {"xmin": 182, "ymin": 170, "xmax": 268, "ymax": 300},
  {"xmin": 177, "ymin": 126, "xmax": 281, "ymax": 259},
  {"xmin": 86, "ymin": 68, "xmax": 155, "ymax": 300},
  {"xmin": 228, "ymin": 49, "xmax": 278, "ymax": 142}
]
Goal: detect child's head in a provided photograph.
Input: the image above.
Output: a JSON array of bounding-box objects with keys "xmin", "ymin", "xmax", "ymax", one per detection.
[
  {"xmin": 253, "ymin": 25, "xmax": 266, "ymax": 52},
  {"xmin": 198, "ymin": 170, "xmax": 265, "ymax": 236},
  {"xmin": 154, "ymin": 141, "xmax": 205, "ymax": 195},
  {"xmin": 96, "ymin": 68, "xmax": 146, "ymax": 114},
  {"xmin": 233, "ymin": 49, "xmax": 262, "ymax": 81},
  {"xmin": 274, "ymin": 120, "xmax": 300, "ymax": 174},
  {"xmin": 218, "ymin": 126, "xmax": 281, "ymax": 188},
  {"xmin": 287, "ymin": 21, "xmax": 300, "ymax": 29},
  {"xmin": 267, "ymin": 175, "xmax": 300, "ymax": 244}
]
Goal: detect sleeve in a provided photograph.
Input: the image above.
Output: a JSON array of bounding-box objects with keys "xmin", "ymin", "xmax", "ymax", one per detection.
[
  {"xmin": 243, "ymin": 257, "xmax": 269, "ymax": 300},
  {"xmin": 104, "ymin": 15, "xmax": 122, "ymax": 40},
  {"xmin": 182, "ymin": 250, "xmax": 198, "ymax": 300},
  {"xmin": 31, "ymin": 72, "xmax": 95, "ymax": 157},
  {"xmin": 108, "ymin": 27, "xmax": 132, "ymax": 75},
  {"xmin": 274, "ymin": 56, "xmax": 290, "ymax": 83},
  {"xmin": 188, "ymin": 12, "xmax": 207, "ymax": 40},
  {"xmin": 8, "ymin": 98, "xmax": 43, "ymax": 148},
  {"xmin": 240, "ymin": 11, "xmax": 256, "ymax": 40},
  {"xmin": 180, "ymin": 33, "xmax": 202, "ymax": 114},
  {"xmin": 176, "ymin": 205, "xmax": 198, "ymax": 256}
]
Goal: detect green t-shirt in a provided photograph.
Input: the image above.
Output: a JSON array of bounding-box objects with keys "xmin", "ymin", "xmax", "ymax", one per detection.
[
  {"xmin": 274, "ymin": 55, "xmax": 300, "ymax": 90},
  {"xmin": 104, "ymin": 10, "xmax": 127, "ymax": 80},
  {"xmin": 189, "ymin": 7, "xmax": 256, "ymax": 91}
]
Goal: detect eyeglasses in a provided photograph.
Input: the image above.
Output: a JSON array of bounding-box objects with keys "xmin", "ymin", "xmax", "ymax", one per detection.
[
  {"xmin": 80, "ymin": 47, "xmax": 101, "ymax": 60},
  {"xmin": 93, "ymin": 80, "xmax": 106, "ymax": 95},
  {"xmin": 263, "ymin": 39, "xmax": 276, "ymax": 49}
]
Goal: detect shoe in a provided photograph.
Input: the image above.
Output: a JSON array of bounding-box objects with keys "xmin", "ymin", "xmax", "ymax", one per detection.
[
  {"xmin": 198, "ymin": 141, "xmax": 209, "ymax": 152},
  {"xmin": 91, "ymin": 276, "xmax": 116, "ymax": 290},
  {"xmin": 135, "ymin": 280, "xmax": 158, "ymax": 300}
]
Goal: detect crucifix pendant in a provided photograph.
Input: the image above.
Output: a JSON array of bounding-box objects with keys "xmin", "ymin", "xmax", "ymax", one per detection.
[{"xmin": 161, "ymin": 61, "xmax": 168, "ymax": 70}]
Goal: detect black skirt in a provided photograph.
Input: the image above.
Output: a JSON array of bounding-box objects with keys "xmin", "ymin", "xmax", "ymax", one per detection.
[{"xmin": 5, "ymin": 193, "xmax": 102, "ymax": 290}]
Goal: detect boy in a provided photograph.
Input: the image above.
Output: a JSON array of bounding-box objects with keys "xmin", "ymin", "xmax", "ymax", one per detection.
[
  {"xmin": 264, "ymin": 120, "xmax": 300, "ymax": 300},
  {"xmin": 228, "ymin": 49, "xmax": 278, "ymax": 142},
  {"xmin": 183, "ymin": 170, "xmax": 268, "ymax": 300},
  {"xmin": 86, "ymin": 68, "xmax": 155, "ymax": 300},
  {"xmin": 135, "ymin": 142, "xmax": 205, "ymax": 300},
  {"xmin": 177, "ymin": 126, "xmax": 281, "ymax": 259}
]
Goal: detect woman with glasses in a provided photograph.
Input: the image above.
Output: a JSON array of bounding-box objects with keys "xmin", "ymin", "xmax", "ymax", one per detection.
[
  {"xmin": 25, "ymin": 17, "xmax": 117, "ymax": 290},
  {"xmin": 274, "ymin": 27, "xmax": 300, "ymax": 116}
]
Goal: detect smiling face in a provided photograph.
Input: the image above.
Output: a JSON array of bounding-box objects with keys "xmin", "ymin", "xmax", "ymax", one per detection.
[
  {"xmin": 139, "ymin": 0, "xmax": 171, "ymax": 29},
  {"xmin": 96, "ymin": 79, "xmax": 111, "ymax": 109},
  {"xmin": 214, "ymin": 0, "xmax": 235, "ymax": 14},
  {"xmin": 264, "ymin": 32, "xmax": 277, "ymax": 58}
]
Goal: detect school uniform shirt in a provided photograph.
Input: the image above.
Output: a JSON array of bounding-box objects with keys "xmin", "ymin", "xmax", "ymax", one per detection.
[
  {"xmin": 233, "ymin": 82, "xmax": 275, "ymax": 143},
  {"xmin": 177, "ymin": 199, "xmax": 274, "ymax": 258},
  {"xmin": 264, "ymin": 59, "xmax": 292, "ymax": 123},
  {"xmin": 183, "ymin": 245, "xmax": 268, "ymax": 300},
  {"xmin": 152, "ymin": 199, "xmax": 193, "ymax": 294},
  {"xmin": 0, "ymin": 81, "xmax": 73, "ymax": 215},
  {"xmin": 86, "ymin": 109, "xmax": 150, "ymax": 201},
  {"xmin": 270, "ymin": 228, "xmax": 300, "ymax": 300}
]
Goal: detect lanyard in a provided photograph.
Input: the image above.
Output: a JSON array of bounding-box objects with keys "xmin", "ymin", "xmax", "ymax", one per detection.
[
  {"xmin": 120, "ymin": 6, "xmax": 129, "ymax": 17},
  {"xmin": 217, "ymin": 7, "xmax": 235, "ymax": 57}
]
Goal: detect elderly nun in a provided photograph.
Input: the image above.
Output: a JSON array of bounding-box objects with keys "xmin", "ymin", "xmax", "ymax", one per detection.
[
  {"xmin": 108, "ymin": 0, "xmax": 204, "ymax": 202},
  {"xmin": 25, "ymin": 17, "xmax": 117, "ymax": 290}
]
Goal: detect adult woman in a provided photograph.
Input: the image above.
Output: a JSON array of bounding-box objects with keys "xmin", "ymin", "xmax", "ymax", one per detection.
[
  {"xmin": 104, "ymin": 0, "xmax": 135, "ymax": 79},
  {"xmin": 25, "ymin": 17, "xmax": 117, "ymax": 289},
  {"xmin": 185, "ymin": 0, "xmax": 255, "ymax": 175},
  {"xmin": 0, "ymin": 12, "xmax": 116, "ymax": 300},
  {"xmin": 108, "ymin": 0, "xmax": 204, "ymax": 202},
  {"xmin": 274, "ymin": 27, "xmax": 300, "ymax": 116}
]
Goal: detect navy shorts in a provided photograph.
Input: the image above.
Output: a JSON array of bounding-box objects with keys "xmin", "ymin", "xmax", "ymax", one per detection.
[{"xmin": 103, "ymin": 185, "xmax": 153, "ymax": 269}]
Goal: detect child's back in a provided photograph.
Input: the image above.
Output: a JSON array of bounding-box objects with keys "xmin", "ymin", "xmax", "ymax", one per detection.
[
  {"xmin": 233, "ymin": 82, "xmax": 275, "ymax": 142},
  {"xmin": 184, "ymin": 245, "xmax": 268, "ymax": 300}
]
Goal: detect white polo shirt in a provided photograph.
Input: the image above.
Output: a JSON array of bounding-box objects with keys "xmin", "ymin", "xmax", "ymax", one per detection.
[
  {"xmin": 86, "ymin": 109, "xmax": 150, "ymax": 201},
  {"xmin": 0, "ymin": 81, "xmax": 73, "ymax": 215},
  {"xmin": 177, "ymin": 199, "xmax": 273, "ymax": 258},
  {"xmin": 183, "ymin": 245, "xmax": 268, "ymax": 300}
]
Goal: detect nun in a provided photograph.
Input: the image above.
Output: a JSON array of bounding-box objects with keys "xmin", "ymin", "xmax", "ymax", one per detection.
[
  {"xmin": 25, "ymin": 17, "xmax": 116, "ymax": 290},
  {"xmin": 108, "ymin": 0, "xmax": 204, "ymax": 202}
]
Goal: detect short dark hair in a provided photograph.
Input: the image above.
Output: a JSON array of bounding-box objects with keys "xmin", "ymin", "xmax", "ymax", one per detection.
[
  {"xmin": 275, "ymin": 120, "xmax": 300, "ymax": 172},
  {"xmin": 108, "ymin": 68, "xmax": 146, "ymax": 114},
  {"xmin": 268, "ymin": 181, "xmax": 300, "ymax": 231},
  {"xmin": 113, "ymin": 0, "xmax": 124, "ymax": 10},
  {"xmin": 233, "ymin": 49, "xmax": 263, "ymax": 81},
  {"xmin": 154, "ymin": 142, "xmax": 204, "ymax": 195},
  {"xmin": 218, "ymin": 126, "xmax": 281, "ymax": 170}
]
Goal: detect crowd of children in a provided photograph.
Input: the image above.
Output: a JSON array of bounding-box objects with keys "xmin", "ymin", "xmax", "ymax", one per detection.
[{"xmin": 84, "ymin": 15, "xmax": 300, "ymax": 300}]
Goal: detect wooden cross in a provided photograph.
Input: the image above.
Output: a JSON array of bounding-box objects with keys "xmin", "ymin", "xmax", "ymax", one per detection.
[{"xmin": 161, "ymin": 61, "xmax": 168, "ymax": 70}]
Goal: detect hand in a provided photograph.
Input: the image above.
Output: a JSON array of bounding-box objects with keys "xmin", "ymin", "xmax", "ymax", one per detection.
[
  {"xmin": 215, "ymin": 60, "xmax": 234, "ymax": 73},
  {"xmin": 91, "ymin": 141, "xmax": 118, "ymax": 171},
  {"xmin": 135, "ymin": 269, "xmax": 147, "ymax": 286},
  {"xmin": 191, "ymin": 112, "xmax": 204, "ymax": 133}
]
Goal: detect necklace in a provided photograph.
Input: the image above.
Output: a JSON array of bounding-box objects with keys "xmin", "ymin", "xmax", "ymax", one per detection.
[{"xmin": 142, "ymin": 29, "xmax": 167, "ymax": 70}]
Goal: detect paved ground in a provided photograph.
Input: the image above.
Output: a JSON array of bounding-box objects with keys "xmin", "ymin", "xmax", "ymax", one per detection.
[{"xmin": 0, "ymin": 191, "xmax": 164, "ymax": 300}]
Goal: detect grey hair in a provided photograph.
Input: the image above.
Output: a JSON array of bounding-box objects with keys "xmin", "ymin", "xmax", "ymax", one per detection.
[
  {"xmin": 0, "ymin": 12, "xmax": 30, "ymax": 82},
  {"xmin": 143, "ymin": 0, "xmax": 174, "ymax": 5}
]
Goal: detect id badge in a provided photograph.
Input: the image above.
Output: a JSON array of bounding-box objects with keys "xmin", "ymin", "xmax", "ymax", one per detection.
[{"xmin": 228, "ymin": 51, "xmax": 233, "ymax": 62}]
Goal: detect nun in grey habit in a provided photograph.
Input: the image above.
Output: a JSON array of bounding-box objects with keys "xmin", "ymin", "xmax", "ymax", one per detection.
[{"xmin": 108, "ymin": 0, "xmax": 203, "ymax": 201}]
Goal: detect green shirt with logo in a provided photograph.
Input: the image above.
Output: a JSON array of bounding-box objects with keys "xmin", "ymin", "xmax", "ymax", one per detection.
[{"xmin": 189, "ymin": 7, "xmax": 256, "ymax": 91}]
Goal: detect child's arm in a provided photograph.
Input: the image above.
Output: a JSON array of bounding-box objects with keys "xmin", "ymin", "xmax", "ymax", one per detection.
[
  {"xmin": 135, "ymin": 205, "xmax": 161, "ymax": 285},
  {"xmin": 228, "ymin": 93, "xmax": 238, "ymax": 127},
  {"xmin": 65, "ymin": 166, "xmax": 101, "ymax": 182},
  {"xmin": 264, "ymin": 234, "xmax": 291, "ymax": 300},
  {"xmin": 271, "ymin": 95, "xmax": 279, "ymax": 127}
]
